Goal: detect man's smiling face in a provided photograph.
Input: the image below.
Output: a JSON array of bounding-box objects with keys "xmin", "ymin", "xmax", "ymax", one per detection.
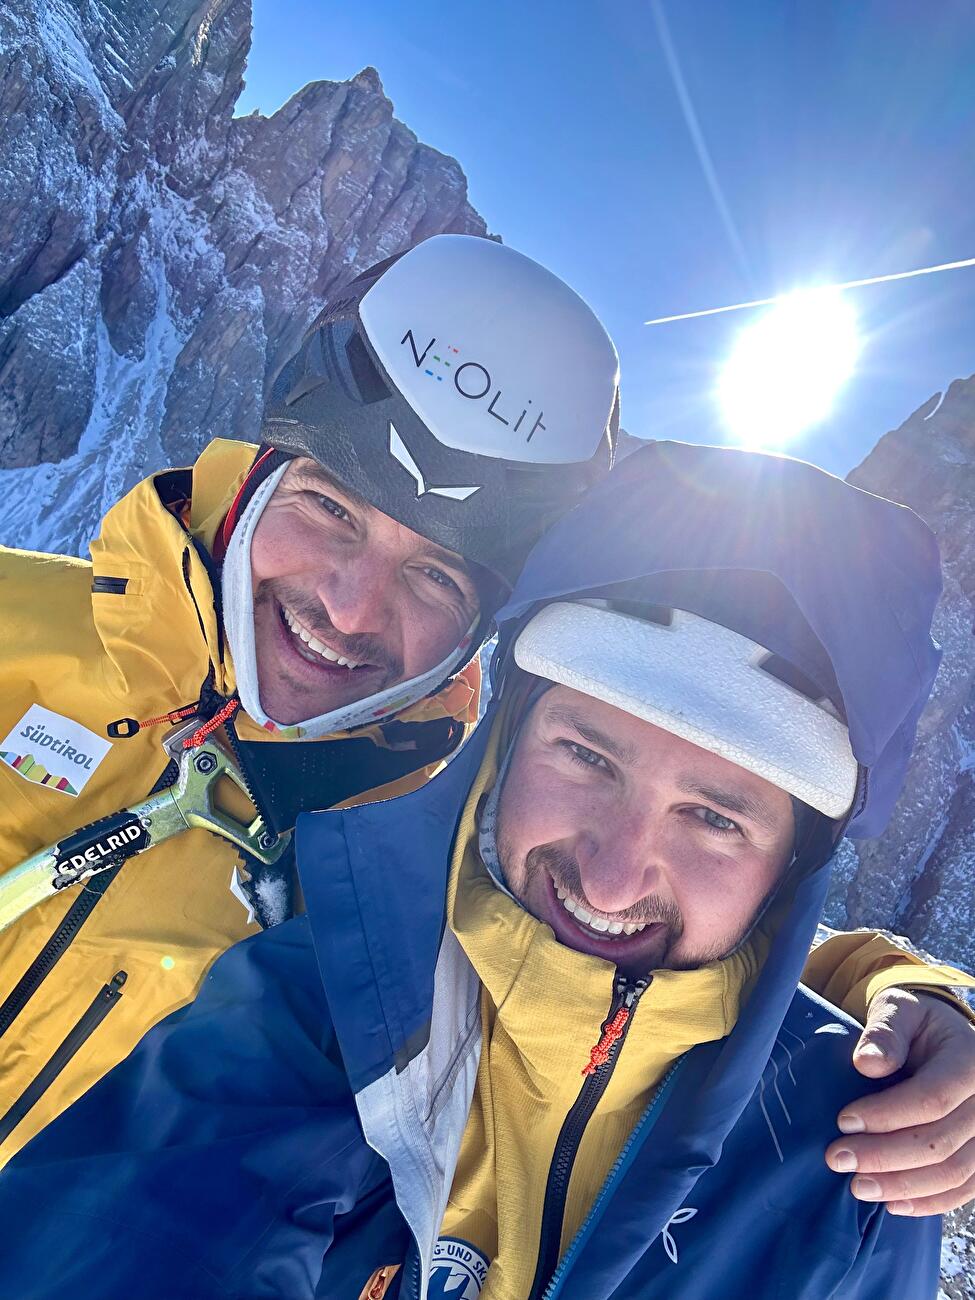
[
  {"xmin": 249, "ymin": 458, "xmax": 481, "ymax": 725},
  {"xmin": 496, "ymin": 685, "xmax": 796, "ymax": 975}
]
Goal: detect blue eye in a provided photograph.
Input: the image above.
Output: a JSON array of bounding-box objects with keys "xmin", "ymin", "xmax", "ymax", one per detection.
[
  {"xmin": 562, "ymin": 740, "xmax": 610, "ymax": 772},
  {"xmin": 692, "ymin": 807, "xmax": 741, "ymax": 835},
  {"xmin": 422, "ymin": 565, "xmax": 460, "ymax": 593},
  {"xmin": 316, "ymin": 494, "xmax": 351, "ymax": 521}
]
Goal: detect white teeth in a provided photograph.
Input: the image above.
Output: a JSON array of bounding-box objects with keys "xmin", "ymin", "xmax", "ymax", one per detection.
[
  {"xmin": 557, "ymin": 888, "xmax": 646, "ymax": 939},
  {"xmin": 283, "ymin": 607, "xmax": 361, "ymax": 668}
]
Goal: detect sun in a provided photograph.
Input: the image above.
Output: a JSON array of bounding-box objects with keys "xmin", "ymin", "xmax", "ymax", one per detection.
[{"xmin": 717, "ymin": 288, "xmax": 861, "ymax": 449}]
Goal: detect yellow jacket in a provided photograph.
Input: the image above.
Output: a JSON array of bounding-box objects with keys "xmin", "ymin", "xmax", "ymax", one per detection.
[{"xmin": 0, "ymin": 439, "xmax": 479, "ymax": 1164}]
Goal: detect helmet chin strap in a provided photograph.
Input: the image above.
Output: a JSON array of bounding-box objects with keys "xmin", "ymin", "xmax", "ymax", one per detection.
[{"xmin": 221, "ymin": 463, "xmax": 477, "ymax": 740}]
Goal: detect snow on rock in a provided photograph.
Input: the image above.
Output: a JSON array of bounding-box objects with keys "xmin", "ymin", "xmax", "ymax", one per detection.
[
  {"xmin": 0, "ymin": 0, "xmax": 488, "ymax": 553},
  {"xmin": 826, "ymin": 374, "xmax": 975, "ymax": 979}
]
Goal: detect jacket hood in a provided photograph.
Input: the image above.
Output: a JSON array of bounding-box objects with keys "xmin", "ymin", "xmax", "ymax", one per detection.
[{"xmin": 494, "ymin": 440, "xmax": 943, "ymax": 840}]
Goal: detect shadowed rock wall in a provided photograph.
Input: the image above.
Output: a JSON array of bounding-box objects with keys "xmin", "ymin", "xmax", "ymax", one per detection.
[{"xmin": 0, "ymin": 0, "xmax": 488, "ymax": 555}]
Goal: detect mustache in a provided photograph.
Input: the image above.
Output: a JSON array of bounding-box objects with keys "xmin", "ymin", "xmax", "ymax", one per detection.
[
  {"xmin": 255, "ymin": 580, "xmax": 402, "ymax": 676},
  {"xmin": 525, "ymin": 843, "xmax": 685, "ymax": 933}
]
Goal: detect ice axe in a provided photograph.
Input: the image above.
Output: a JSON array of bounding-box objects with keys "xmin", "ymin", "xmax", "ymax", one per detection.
[{"xmin": 0, "ymin": 716, "xmax": 289, "ymax": 934}]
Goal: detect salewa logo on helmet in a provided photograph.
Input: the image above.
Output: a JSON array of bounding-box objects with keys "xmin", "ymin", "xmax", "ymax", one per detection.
[
  {"xmin": 388, "ymin": 424, "xmax": 481, "ymax": 501},
  {"xmin": 401, "ymin": 330, "xmax": 548, "ymax": 443}
]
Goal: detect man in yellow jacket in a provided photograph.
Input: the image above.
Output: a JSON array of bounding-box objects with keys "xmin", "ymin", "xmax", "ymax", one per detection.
[{"xmin": 0, "ymin": 234, "xmax": 623, "ymax": 1161}]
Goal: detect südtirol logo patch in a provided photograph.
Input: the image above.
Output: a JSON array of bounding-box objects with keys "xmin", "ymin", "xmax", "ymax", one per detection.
[
  {"xmin": 430, "ymin": 1238, "xmax": 489, "ymax": 1298},
  {"xmin": 0, "ymin": 705, "xmax": 112, "ymax": 797}
]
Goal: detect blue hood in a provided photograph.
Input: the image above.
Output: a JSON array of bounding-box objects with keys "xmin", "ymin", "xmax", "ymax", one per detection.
[
  {"xmin": 297, "ymin": 439, "xmax": 944, "ymax": 1295},
  {"xmin": 495, "ymin": 440, "xmax": 943, "ymax": 839},
  {"xmin": 305, "ymin": 439, "xmax": 942, "ymax": 1099}
]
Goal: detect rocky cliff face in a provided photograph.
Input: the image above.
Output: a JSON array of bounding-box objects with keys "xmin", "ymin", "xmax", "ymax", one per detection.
[
  {"xmin": 0, "ymin": 0, "xmax": 488, "ymax": 555},
  {"xmin": 823, "ymin": 375, "xmax": 975, "ymax": 979}
]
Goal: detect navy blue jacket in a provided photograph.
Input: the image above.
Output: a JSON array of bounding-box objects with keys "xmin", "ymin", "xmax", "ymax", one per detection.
[{"xmin": 0, "ymin": 443, "xmax": 944, "ymax": 1298}]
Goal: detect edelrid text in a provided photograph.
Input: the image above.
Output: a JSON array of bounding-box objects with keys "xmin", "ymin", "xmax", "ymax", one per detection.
[
  {"xmin": 402, "ymin": 330, "xmax": 547, "ymax": 441},
  {"xmin": 61, "ymin": 825, "xmax": 142, "ymax": 872},
  {"xmin": 20, "ymin": 724, "xmax": 96, "ymax": 769}
]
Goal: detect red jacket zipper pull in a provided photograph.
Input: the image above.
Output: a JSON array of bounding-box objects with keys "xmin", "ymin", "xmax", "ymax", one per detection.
[{"xmin": 581, "ymin": 976, "xmax": 649, "ymax": 1077}]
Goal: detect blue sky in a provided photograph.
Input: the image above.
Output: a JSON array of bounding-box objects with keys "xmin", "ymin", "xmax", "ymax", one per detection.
[{"xmin": 237, "ymin": 1, "xmax": 975, "ymax": 475}]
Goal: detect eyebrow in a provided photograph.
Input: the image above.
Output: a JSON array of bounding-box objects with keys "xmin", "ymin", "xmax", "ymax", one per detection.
[
  {"xmin": 677, "ymin": 779, "xmax": 779, "ymax": 830},
  {"xmin": 292, "ymin": 462, "xmax": 475, "ymax": 580},
  {"xmin": 546, "ymin": 707, "xmax": 638, "ymax": 766}
]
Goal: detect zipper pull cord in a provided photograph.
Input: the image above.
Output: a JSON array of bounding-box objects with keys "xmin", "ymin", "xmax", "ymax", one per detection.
[
  {"xmin": 581, "ymin": 1008, "xmax": 630, "ymax": 1077},
  {"xmin": 180, "ymin": 696, "xmax": 240, "ymax": 749},
  {"xmin": 107, "ymin": 696, "xmax": 240, "ymax": 746},
  {"xmin": 580, "ymin": 976, "xmax": 649, "ymax": 1077},
  {"xmin": 107, "ymin": 704, "xmax": 199, "ymax": 740}
]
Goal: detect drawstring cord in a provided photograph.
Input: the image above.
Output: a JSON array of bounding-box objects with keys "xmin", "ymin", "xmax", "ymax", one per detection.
[
  {"xmin": 107, "ymin": 696, "xmax": 240, "ymax": 747},
  {"xmin": 133, "ymin": 705, "xmax": 198, "ymax": 731}
]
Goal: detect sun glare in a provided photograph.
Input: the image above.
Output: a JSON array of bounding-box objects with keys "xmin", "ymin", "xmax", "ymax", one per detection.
[{"xmin": 717, "ymin": 288, "xmax": 860, "ymax": 449}]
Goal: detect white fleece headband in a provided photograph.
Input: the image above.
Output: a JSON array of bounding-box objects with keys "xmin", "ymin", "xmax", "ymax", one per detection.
[
  {"xmin": 222, "ymin": 463, "xmax": 477, "ymax": 739},
  {"xmin": 513, "ymin": 602, "xmax": 858, "ymax": 818}
]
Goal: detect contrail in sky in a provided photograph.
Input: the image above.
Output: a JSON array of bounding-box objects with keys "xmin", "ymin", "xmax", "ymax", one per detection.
[
  {"xmin": 644, "ymin": 255, "xmax": 975, "ymax": 325},
  {"xmin": 650, "ymin": 0, "xmax": 751, "ymax": 284}
]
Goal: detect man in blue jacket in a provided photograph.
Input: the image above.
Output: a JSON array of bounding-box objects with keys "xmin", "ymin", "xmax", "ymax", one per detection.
[{"xmin": 0, "ymin": 442, "xmax": 973, "ymax": 1299}]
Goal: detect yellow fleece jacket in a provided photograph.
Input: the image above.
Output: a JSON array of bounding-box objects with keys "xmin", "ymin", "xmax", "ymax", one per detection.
[
  {"xmin": 0, "ymin": 439, "xmax": 479, "ymax": 1164},
  {"xmin": 440, "ymin": 714, "xmax": 975, "ymax": 1300}
]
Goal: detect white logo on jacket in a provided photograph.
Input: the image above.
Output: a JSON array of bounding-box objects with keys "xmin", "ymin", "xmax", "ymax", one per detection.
[
  {"xmin": 661, "ymin": 1207, "xmax": 698, "ymax": 1264},
  {"xmin": 430, "ymin": 1237, "xmax": 489, "ymax": 1297},
  {"xmin": 0, "ymin": 704, "xmax": 112, "ymax": 797}
]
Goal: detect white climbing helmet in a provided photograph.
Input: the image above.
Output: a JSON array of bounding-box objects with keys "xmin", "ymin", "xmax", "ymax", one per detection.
[{"xmin": 262, "ymin": 234, "xmax": 621, "ymax": 588}]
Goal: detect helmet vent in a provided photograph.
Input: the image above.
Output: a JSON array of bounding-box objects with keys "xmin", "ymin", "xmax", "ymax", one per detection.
[
  {"xmin": 284, "ymin": 373, "xmax": 328, "ymax": 406},
  {"xmin": 346, "ymin": 330, "xmax": 391, "ymax": 405},
  {"xmin": 756, "ymin": 650, "xmax": 844, "ymax": 720}
]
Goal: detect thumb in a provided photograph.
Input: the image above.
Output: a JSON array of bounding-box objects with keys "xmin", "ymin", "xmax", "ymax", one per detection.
[{"xmin": 853, "ymin": 990, "xmax": 918, "ymax": 1078}]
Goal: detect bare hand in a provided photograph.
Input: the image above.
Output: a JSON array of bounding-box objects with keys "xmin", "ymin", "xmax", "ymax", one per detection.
[{"xmin": 825, "ymin": 988, "xmax": 975, "ymax": 1215}]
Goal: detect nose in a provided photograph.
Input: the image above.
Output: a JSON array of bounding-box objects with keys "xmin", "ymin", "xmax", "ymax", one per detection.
[
  {"xmin": 574, "ymin": 807, "xmax": 667, "ymax": 915},
  {"xmin": 313, "ymin": 549, "xmax": 395, "ymax": 637}
]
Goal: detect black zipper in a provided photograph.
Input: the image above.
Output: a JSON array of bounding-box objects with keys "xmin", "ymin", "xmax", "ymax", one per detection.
[
  {"xmin": 0, "ymin": 761, "xmax": 176, "ymax": 1040},
  {"xmin": 0, "ymin": 971, "xmax": 127, "ymax": 1145},
  {"xmin": 526, "ymin": 973, "xmax": 649, "ymax": 1300}
]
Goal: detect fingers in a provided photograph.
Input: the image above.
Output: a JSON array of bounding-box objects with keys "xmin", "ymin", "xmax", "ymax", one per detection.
[
  {"xmin": 853, "ymin": 990, "xmax": 922, "ymax": 1079},
  {"xmin": 827, "ymin": 1096, "xmax": 975, "ymax": 1177},
  {"xmin": 835, "ymin": 1134, "xmax": 975, "ymax": 1214},
  {"xmin": 838, "ymin": 1060, "xmax": 967, "ymax": 1135},
  {"xmin": 886, "ymin": 1168, "xmax": 975, "ymax": 1217}
]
